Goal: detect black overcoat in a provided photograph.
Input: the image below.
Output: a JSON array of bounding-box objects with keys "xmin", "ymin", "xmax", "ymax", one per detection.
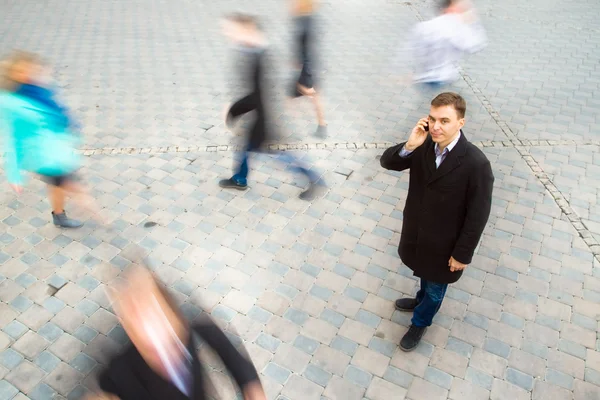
[
  {"xmin": 98, "ymin": 320, "xmax": 259, "ymax": 399},
  {"xmin": 380, "ymin": 132, "xmax": 494, "ymax": 284}
]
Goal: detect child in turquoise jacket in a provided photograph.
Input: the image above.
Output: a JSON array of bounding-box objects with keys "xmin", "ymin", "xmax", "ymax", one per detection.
[{"xmin": 1, "ymin": 51, "xmax": 101, "ymax": 228}]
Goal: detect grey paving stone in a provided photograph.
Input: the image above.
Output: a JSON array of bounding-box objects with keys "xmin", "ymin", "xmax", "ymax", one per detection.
[
  {"xmin": 445, "ymin": 337, "xmax": 474, "ymax": 359},
  {"xmin": 368, "ymin": 337, "xmax": 396, "ymax": 358},
  {"xmin": 344, "ymin": 287, "xmax": 368, "ymax": 303},
  {"xmin": 545, "ymin": 368, "xmax": 574, "ymax": 390},
  {"xmin": 256, "ymin": 333, "xmax": 282, "ymax": 353},
  {"xmin": 424, "ymin": 366, "xmax": 453, "ymax": 390},
  {"xmin": 572, "ymin": 313, "xmax": 597, "ymax": 331},
  {"xmin": 558, "ymin": 339, "xmax": 587, "ymax": 360},
  {"xmin": 464, "ymin": 311, "xmax": 490, "ymax": 330},
  {"xmin": 263, "ymin": 363, "xmax": 291, "ymax": 385},
  {"xmin": 34, "ymin": 351, "xmax": 61, "ymax": 374},
  {"xmin": 0, "ymin": 380, "xmax": 19, "ymax": 400},
  {"xmin": 284, "ymin": 308, "xmax": 310, "ymax": 326},
  {"xmin": 320, "ymin": 309, "xmax": 345, "ymax": 328},
  {"xmin": 465, "ymin": 367, "xmax": 494, "ymax": 391},
  {"xmin": 2, "ymin": 321, "xmax": 28, "ymax": 340},
  {"xmin": 500, "ymin": 312, "xmax": 525, "ymax": 330},
  {"xmin": 331, "ymin": 336, "xmax": 359, "ymax": 357},
  {"xmin": 9, "ymin": 296, "xmax": 33, "ymax": 313},
  {"xmin": 505, "ymin": 368, "xmax": 534, "ymax": 391},
  {"xmin": 42, "ymin": 297, "xmax": 66, "ymax": 314},
  {"xmin": 0, "ymin": 349, "xmax": 23, "ymax": 369},
  {"xmin": 344, "ymin": 365, "xmax": 372, "ymax": 388},
  {"xmin": 38, "ymin": 322, "xmax": 64, "ymax": 342},
  {"xmin": 585, "ymin": 368, "xmax": 600, "ymax": 386},
  {"xmin": 303, "ymin": 364, "xmax": 332, "ymax": 387},
  {"xmin": 294, "ymin": 335, "xmax": 320, "ymax": 356},
  {"xmin": 484, "ymin": 338, "xmax": 511, "ymax": 359},
  {"xmin": 211, "ymin": 305, "xmax": 237, "ymax": 323},
  {"xmin": 354, "ymin": 310, "xmax": 381, "ymax": 329},
  {"xmin": 69, "ymin": 353, "xmax": 97, "ymax": 375},
  {"xmin": 73, "ymin": 326, "xmax": 98, "ymax": 345}
]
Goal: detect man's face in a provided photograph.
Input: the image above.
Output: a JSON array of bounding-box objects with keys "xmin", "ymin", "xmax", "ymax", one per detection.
[{"xmin": 428, "ymin": 105, "xmax": 464, "ymax": 148}]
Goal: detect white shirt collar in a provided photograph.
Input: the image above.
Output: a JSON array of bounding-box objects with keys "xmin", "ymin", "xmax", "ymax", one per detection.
[{"xmin": 435, "ymin": 131, "xmax": 461, "ymax": 155}]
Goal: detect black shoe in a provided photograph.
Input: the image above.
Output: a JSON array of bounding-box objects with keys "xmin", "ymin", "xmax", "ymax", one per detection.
[
  {"xmin": 218, "ymin": 178, "xmax": 248, "ymax": 191},
  {"xmin": 395, "ymin": 297, "xmax": 419, "ymax": 312},
  {"xmin": 400, "ymin": 325, "xmax": 427, "ymax": 352},
  {"xmin": 299, "ymin": 180, "xmax": 327, "ymax": 201}
]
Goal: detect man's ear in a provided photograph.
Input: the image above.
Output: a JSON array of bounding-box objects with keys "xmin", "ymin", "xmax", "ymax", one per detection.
[{"xmin": 458, "ymin": 118, "xmax": 465, "ymax": 130}]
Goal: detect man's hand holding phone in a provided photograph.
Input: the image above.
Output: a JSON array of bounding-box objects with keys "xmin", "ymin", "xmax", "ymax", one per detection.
[{"xmin": 405, "ymin": 117, "xmax": 430, "ymax": 151}]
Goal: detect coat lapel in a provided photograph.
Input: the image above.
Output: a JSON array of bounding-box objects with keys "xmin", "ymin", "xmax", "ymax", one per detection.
[
  {"xmin": 423, "ymin": 139, "xmax": 437, "ymax": 179},
  {"xmin": 427, "ymin": 131, "xmax": 468, "ymax": 185}
]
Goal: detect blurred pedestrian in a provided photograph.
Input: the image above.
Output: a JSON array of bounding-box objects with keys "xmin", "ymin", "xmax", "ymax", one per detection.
[
  {"xmin": 380, "ymin": 92, "xmax": 493, "ymax": 351},
  {"xmin": 218, "ymin": 13, "xmax": 325, "ymax": 200},
  {"xmin": 288, "ymin": 0, "xmax": 327, "ymax": 138},
  {"xmin": 0, "ymin": 51, "xmax": 102, "ymax": 228},
  {"xmin": 88, "ymin": 265, "xmax": 266, "ymax": 400},
  {"xmin": 392, "ymin": 0, "xmax": 487, "ymax": 105}
]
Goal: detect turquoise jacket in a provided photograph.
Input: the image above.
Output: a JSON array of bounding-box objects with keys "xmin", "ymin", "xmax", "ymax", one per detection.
[{"xmin": 1, "ymin": 90, "xmax": 81, "ymax": 185}]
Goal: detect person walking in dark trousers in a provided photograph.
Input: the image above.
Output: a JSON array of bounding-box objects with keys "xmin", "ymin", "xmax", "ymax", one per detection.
[
  {"xmin": 218, "ymin": 14, "xmax": 324, "ymax": 200},
  {"xmin": 288, "ymin": 0, "xmax": 327, "ymax": 137},
  {"xmin": 380, "ymin": 92, "xmax": 494, "ymax": 351}
]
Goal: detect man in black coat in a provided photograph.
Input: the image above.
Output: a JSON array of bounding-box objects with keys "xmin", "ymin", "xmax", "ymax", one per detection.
[{"xmin": 380, "ymin": 92, "xmax": 494, "ymax": 351}]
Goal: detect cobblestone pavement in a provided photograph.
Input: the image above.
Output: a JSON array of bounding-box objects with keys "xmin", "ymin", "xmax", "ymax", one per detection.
[{"xmin": 1, "ymin": 0, "xmax": 600, "ymax": 399}]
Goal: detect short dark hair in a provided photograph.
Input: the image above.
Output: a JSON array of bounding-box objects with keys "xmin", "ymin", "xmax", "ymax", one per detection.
[
  {"xmin": 225, "ymin": 13, "xmax": 261, "ymax": 29},
  {"xmin": 431, "ymin": 92, "xmax": 467, "ymax": 119},
  {"xmin": 439, "ymin": 0, "xmax": 455, "ymax": 10}
]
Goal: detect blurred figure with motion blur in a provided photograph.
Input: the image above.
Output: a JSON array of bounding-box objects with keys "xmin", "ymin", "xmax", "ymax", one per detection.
[
  {"xmin": 218, "ymin": 13, "xmax": 326, "ymax": 200},
  {"xmin": 288, "ymin": 0, "xmax": 327, "ymax": 138},
  {"xmin": 392, "ymin": 0, "xmax": 487, "ymax": 104},
  {"xmin": 87, "ymin": 265, "xmax": 266, "ymax": 400},
  {"xmin": 0, "ymin": 51, "xmax": 103, "ymax": 228}
]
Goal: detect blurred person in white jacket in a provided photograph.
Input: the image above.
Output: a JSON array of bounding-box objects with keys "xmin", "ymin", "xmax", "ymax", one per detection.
[{"xmin": 392, "ymin": 0, "xmax": 487, "ymax": 104}]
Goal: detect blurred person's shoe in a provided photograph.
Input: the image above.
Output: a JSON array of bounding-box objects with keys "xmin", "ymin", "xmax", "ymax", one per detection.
[
  {"xmin": 315, "ymin": 125, "xmax": 327, "ymax": 138},
  {"xmin": 219, "ymin": 178, "xmax": 248, "ymax": 191},
  {"xmin": 395, "ymin": 297, "xmax": 419, "ymax": 312},
  {"xmin": 52, "ymin": 211, "xmax": 83, "ymax": 229},
  {"xmin": 297, "ymin": 84, "xmax": 316, "ymax": 98},
  {"xmin": 400, "ymin": 325, "xmax": 427, "ymax": 352},
  {"xmin": 299, "ymin": 180, "xmax": 326, "ymax": 201}
]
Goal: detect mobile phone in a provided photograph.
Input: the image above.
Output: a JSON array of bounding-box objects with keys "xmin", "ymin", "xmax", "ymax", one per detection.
[{"xmin": 424, "ymin": 121, "xmax": 429, "ymax": 132}]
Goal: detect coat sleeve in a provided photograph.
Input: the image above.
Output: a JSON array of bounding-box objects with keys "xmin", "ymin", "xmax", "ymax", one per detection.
[
  {"xmin": 380, "ymin": 142, "xmax": 413, "ymax": 172},
  {"xmin": 451, "ymin": 159, "xmax": 494, "ymax": 264},
  {"xmin": 227, "ymin": 93, "xmax": 258, "ymax": 121},
  {"xmin": 98, "ymin": 344, "xmax": 153, "ymax": 399},
  {"xmin": 192, "ymin": 320, "xmax": 260, "ymax": 389}
]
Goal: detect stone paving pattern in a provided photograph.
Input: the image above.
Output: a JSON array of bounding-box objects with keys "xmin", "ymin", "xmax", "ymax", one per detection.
[{"xmin": 1, "ymin": 0, "xmax": 600, "ymax": 399}]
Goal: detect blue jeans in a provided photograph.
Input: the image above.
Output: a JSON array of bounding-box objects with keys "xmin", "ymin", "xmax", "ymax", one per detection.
[
  {"xmin": 232, "ymin": 150, "xmax": 319, "ymax": 186},
  {"xmin": 411, "ymin": 279, "xmax": 448, "ymax": 328}
]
